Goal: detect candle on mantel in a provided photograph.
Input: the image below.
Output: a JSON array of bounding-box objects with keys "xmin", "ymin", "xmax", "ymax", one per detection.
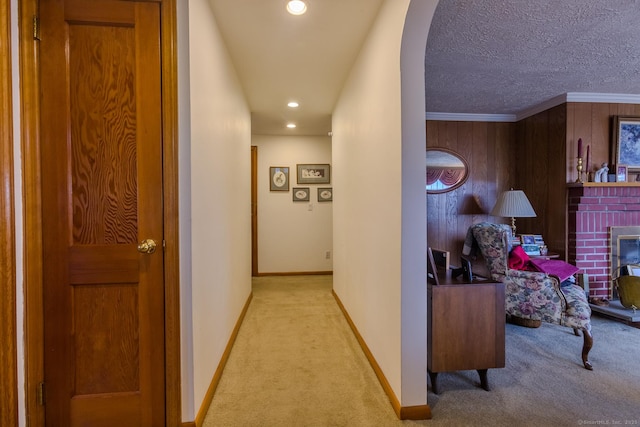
[
  {"xmin": 586, "ymin": 145, "xmax": 590, "ymax": 174},
  {"xmin": 578, "ymin": 138, "xmax": 583, "ymax": 158}
]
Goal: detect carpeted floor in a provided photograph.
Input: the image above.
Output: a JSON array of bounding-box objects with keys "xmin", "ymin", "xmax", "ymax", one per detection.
[{"xmin": 203, "ymin": 275, "xmax": 640, "ymax": 427}]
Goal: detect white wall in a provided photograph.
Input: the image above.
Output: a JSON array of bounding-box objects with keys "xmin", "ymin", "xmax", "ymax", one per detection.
[
  {"xmin": 399, "ymin": 0, "xmax": 438, "ymax": 406},
  {"xmin": 179, "ymin": 0, "xmax": 252, "ymax": 420},
  {"xmin": 253, "ymin": 135, "xmax": 333, "ymax": 274},
  {"xmin": 332, "ymin": 0, "xmax": 437, "ymax": 407}
]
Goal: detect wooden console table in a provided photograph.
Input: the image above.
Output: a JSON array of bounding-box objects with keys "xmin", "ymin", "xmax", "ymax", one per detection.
[{"xmin": 427, "ymin": 271, "xmax": 505, "ymax": 394}]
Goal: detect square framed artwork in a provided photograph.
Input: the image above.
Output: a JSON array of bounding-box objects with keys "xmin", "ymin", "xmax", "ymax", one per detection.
[
  {"xmin": 292, "ymin": 187, "xmax": 310, "ymax": 201},
  {"xmin": 317, "ymin": 187, "xmax": 333, "ymax": 202},
  {"xmin": 297, "ymin": 164, "xmax": 331, "ymax": 184},
  {"xmin": 612, "ymin": 116, "xmax": 640, "ymax": 172},
  {"xmin": 269, "ymin": 167, "xmax": 289, "ymax": 191}
]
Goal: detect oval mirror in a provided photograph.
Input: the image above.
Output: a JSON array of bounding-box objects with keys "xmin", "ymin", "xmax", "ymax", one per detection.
[{"xmin": 426, "ymin": 148, "xmax": 469, "ymax": 194}]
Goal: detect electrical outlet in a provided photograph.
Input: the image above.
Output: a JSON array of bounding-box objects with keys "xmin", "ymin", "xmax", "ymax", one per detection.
[{"xmin": 325, "ymin": 250, "xmax": 331, "ymax": 259}]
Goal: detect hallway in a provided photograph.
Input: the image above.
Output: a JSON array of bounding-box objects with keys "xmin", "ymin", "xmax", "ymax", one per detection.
[
  {"xmin": 202, "ymin": 275, "xmax": 406, "ymax": 426},
  {"xmin": 199, "ymin": 275, "xmax": 640, "ymax": 427}
]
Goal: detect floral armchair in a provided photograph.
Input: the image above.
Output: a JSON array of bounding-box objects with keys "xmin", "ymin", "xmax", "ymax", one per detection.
[{"xmin": 466, "ymin": 222, "xmax": 593, "ymax": 370}]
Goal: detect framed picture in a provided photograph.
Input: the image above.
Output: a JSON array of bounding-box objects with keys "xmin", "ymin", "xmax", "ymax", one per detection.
[
  {"xmin": 612, "ymin": 116, "xmax": 640, "ymax": 172},
  {"xmin": 317, "ymin": 187, "xmax": 332, "ymax": 202},
  {"xmin": 297, "ymin": 164, "xmax": 330, "ymax": 184},
  {"xmin": 521, "ymin": 244, "xmax": 541, "ymax": 256},
  {"xmin": 269, "ymin": 166, "xmax": 289, "ymax": 191},
  {"xmin": 430, "ymin": 248, "xmax": 450, "ymax": 271},
  {"xmin": 292, "ymin": 187, "xmax": 310, "ymax": 201},
  {"xmin": 520, "ymin": 234, "xmax": 535, "ymax": 245},
  {"xmin": 617, "ymin": 165, "xmax": 628, "ymax": 182},
  {"xmin": 427, "ymin": 248, "xmax": 440, "ymax": 286}
]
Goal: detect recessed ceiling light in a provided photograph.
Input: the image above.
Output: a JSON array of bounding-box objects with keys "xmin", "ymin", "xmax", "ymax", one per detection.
[
  {"xmin": 287, "ymin": 123, "xmax": 297, "ymax": 128},
  {"xmin": 287, "ymin": 101, "xmax": 299, "ymax": 108},
  {"xmin": 286, "ymin": 0, "xmax": 307, "ymax": 15}
]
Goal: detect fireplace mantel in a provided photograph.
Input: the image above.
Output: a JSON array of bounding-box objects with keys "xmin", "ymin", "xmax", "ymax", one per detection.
[{"xmin": 567, "ymin": 182, "xmax": 640, "ymax": 188}]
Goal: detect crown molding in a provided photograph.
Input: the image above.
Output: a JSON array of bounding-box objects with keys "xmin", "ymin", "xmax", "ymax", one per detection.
[
  {"xmin": 428, "ymin": 92, "xmax": 640, "ymax": 123},
  {"xmin": 425, "ymin": 112, "xmax": 516, "ymax": 122},
  {"xmin": 565, "ymin": 92, "xmax": 640, "ymax": 104}
]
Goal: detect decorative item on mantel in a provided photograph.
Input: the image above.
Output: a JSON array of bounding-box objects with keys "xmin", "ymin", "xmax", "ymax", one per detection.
[
  {"xmin": 585, "ymin": 144, "xmax": 591, "ymax": 182},
  {"xmin": 575, "ymin": 138, "xmax": 584, "ymax": 183},
  {"xmin": 594, "ymin": 162, "xmax": 609, "ymax": 183}
]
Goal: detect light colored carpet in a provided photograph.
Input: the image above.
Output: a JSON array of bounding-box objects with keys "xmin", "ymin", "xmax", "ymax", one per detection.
[{"xmin": 203, "ymin": 275, "xmax": 640, "ymax": 427}]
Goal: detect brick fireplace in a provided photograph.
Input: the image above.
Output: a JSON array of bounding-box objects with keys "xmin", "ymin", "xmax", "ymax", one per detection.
[{"xmin": 567, "ymin": 184, "xmax": 640, "ymax": 299}]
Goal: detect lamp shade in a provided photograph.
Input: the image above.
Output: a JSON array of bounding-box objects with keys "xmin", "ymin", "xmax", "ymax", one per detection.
[{"xmin": 490, "ymin": 190, "xmax": 536, "ymax": 218}]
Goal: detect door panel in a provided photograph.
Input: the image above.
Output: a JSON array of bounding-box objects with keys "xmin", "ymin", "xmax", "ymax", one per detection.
[
  {"xmin": 40, "ymin": 1, "xmax": 165, "ymax": 425},
  {"xmin": 251, "ymin": 146, "xmax": 258, "ymax": 275}
]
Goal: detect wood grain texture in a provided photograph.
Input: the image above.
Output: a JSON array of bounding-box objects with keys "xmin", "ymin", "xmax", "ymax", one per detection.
[
  {"xmin": 566, "ymin": 102, "xmax": 640, "ymax": 181},
  {"xmin": 0, "ymin": 0, "xmax": 18, "ymax": 425},
  {"xmin": 64, "ymin": 0, "xmax": 135, "ymax": 24},
  {"xmin": 40, "ymin": 1, "xmax": 165, "ymax": 425},
  {"xmin": 515, "ymin": 109, "xmax": 550, "ymax": 252},
  {"xmin": 429, "ymin": 102, "xmax": 640, "ymax": 271},
  {"xmin": 134, "ymin": 7, "xmax": 166, "ymax": 425},
  {"xmin": 426, "ymin": 120, "xmax": 515, "ymax": 274},
  {"xmin": 514, "ymin": 101, "xmax": 640, "ymax": 262},
  {"xmin": 74, "ymin": 285, "xmax": 139, "ymax": 394},
  {"xmin": 70, "ymin": 24, "xmax": 138, "ymax": 245},
  {"xmin": 20, "ymin": 0, "xmax": 181, "ymax": 425},
  {"xmin": 20, "ymin": 0, "xmax": 46, "ymax": 423},
  {"xmin": 159, "ymin": 0, "xmax": 183, "ymax": 425},
  {"xmin": 69, "ymin": 244, "xmax": 139, "ymax": 284},
  {"xmin": 70, "ymin": 392, "xmax": 141, "ymax": 427},
  {"xmin": 428, "ymin": 280, "xmax": 505, "ymax": 373}
]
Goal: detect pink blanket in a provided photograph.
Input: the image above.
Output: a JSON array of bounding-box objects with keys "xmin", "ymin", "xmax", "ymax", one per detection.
[{"xmin": 529, "ymin": 258, "xmax": 579, "ymax": 283}]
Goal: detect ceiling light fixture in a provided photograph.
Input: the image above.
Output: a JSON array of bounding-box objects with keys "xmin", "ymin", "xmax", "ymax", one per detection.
[
  {"xmin": 287, "ymin": 123, "xmax": 297, "ymax": 128},
  {"xmin": 286, "ymin": 0, "xmax": 307, "ymax": 15},
  {"xmin": 287, "ymin": 101, "xmax": 299, "ymax": 108}
]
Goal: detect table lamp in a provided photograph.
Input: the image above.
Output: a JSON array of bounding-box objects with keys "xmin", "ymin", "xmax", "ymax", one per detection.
[{"xmin": 490, "ymin": 189, "xmax": 536, "ymax": 235}]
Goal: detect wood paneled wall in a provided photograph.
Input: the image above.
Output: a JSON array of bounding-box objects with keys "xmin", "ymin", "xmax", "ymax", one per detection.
[
  {"xmin": 427, "ymin": 103, "xmax": 640, "ymax": 269},
  {"xmin": 566, "ymin": 102, "xmax": 640, "ymax": 182},
  {"xmin": 515, "ymin": 104, "xmax": 567, "ymax": 256},
  {"xmin": 514, "ymin": 102, "xmax": 640, "ymax": 259},
  {"xmin": 426, "ymin": 121, "xmax": 515, "ymax": 270}
]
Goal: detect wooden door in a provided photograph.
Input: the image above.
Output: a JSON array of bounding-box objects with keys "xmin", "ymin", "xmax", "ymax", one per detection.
[
  {"xmin": 40, "ymin": 1, "xmax": 165, "ymax": 425},
  {"xmin": 1, "ymin": 1, "xmax": 18, "ymax": 425},
  {"xmin": 251, "ymin": 146, "xmax": 258, "ymax": 275}
]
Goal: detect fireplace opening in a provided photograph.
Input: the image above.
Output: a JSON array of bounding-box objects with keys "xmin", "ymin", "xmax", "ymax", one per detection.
[{"xmin": 610, "ymin": 226, "xmax": 640, "ymax": 299}]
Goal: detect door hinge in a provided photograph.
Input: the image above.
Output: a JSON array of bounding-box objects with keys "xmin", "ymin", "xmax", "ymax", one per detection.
[
  {"xmin": 33, "ymin": 15, "xmax": 40, "ymax": 41},
  {"xmin": 37, "ymin": 381, "xmax": 45, "ymax": 406}
]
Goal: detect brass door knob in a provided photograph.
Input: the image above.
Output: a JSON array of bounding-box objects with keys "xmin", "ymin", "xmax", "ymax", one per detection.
[{"xmin": 137, "ymin": 239, "xmax": 157, "ymax": 254}]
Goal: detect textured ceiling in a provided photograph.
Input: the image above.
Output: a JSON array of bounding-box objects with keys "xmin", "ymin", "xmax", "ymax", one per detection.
[{"xmin": 425, "ymin": 0, "xmax": 640, "ymax": 116}]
